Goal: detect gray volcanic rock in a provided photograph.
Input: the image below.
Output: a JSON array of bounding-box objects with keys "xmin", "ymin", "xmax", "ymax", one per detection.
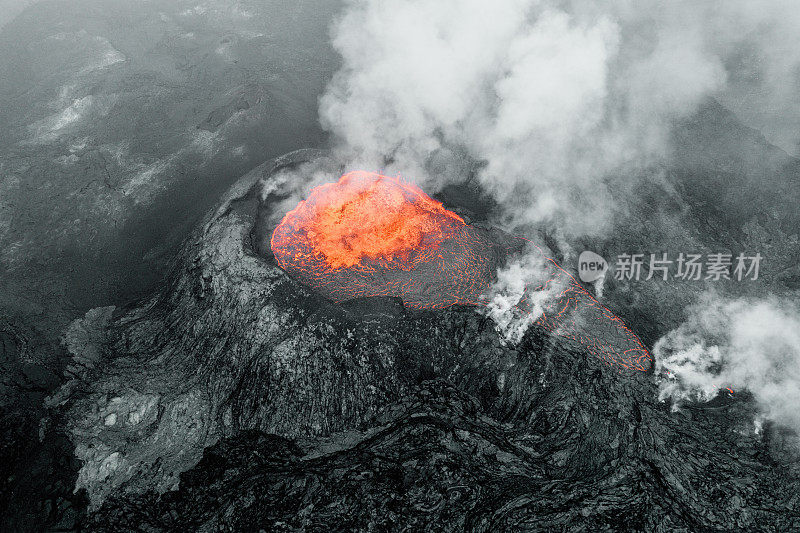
[
  {"xmin": 589, "ymin": 99, "xmax": 800, "ymax": 347},
  {"xmin": 0, "ymin": 9, "xmax": 342, "ymax": 526},
  {"xmin": 0, "ymin": 0, "xmax": 340, "ymax": 409},
  {"xmin": 52, "ymin": 150, "xmax": 800, "ymax": 530},
  {"xmin": 88, "ymin": 381, "xmax": 799, "ymax": 531}
]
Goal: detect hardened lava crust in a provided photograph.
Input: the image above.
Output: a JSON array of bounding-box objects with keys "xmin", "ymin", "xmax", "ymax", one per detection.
[{"xmin": 48, "ymin": 150, "xmax": 800, "ymax": 531}]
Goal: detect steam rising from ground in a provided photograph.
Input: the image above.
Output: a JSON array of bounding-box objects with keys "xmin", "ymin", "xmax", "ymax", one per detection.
[
  {"xmin": 484, "ymin": 249, "xmax": 565, "ymax": 344},
  {"xmin": 657, "ymin": 293, "xmax": 800, "ymax": 432},
  {"xmin": 320, "ymin": 0, "xmax": 800, "ymax": 235}
]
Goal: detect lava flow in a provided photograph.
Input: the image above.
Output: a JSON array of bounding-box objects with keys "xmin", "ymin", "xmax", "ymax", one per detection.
[{"xmin": 271, "ymin": 171, "xmax": 651, "ymax": 372}]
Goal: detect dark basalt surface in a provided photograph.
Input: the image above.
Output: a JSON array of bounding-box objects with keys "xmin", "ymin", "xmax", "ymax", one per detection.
[
  {"xmin": 45, "ymin": 149, "xmax": 800, "ymax": 531},
  {"xmin": 87, "ymin": 380, "xmax": 797, "ymax": 532}
]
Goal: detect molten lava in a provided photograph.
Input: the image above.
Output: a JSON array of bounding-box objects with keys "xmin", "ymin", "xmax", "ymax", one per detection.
[
  {"xmin": 272, "ymin": 171, "xmax": 465, "ymax": 271},
  {"xmin": 271, "ymin": 171, "xmax": 497, "ymax": 309},
  {"xmin": 271, "ymin": 171, "xmax": 652, "ymax": 372}
]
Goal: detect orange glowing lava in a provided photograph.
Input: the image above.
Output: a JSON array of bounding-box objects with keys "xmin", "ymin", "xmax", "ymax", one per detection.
[
  {"xmin": 272, "ymin": 171, "xmax": 464, "ymax": 270},
  {"xmin": 270, "ymin": 171, "xmax": 653, "ymax": 373}
]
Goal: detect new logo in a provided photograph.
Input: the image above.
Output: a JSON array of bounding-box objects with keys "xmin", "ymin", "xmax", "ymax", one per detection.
[{"xmin": 578, "ymin": 251, "xmax": 608, "ymax": 283}]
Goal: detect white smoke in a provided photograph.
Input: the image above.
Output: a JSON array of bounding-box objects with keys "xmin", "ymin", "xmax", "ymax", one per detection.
[
  {"xmin": 317, "ymin": 0, "xmax": 800, "ymax": 337},
  {"xmin": 656, "ymin": 293, "xmax": 800, "ymax": 432},
  {"xmin": 483, "ymin": 248, "xmax": 565, "ymax": 344},
  {"xmin": 319, "ymin": 1, "xmax": 668, "ymax": 235},
  {"xmin": 320, "ymin": 0, "xmax": 800, "ymax": 236},
  {"xmin": 0, "ymin": 0, "xmax": 37, "ymax": 30}
]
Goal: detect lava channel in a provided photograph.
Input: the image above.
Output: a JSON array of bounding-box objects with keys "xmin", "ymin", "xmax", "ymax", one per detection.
[{"xmin": 271, "ymin": 171, "xmax": 651, "ymax": 372}]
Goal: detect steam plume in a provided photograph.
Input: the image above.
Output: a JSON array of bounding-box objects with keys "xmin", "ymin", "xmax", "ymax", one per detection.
[
  {"xmin": 483, "ymin": 247, "xmax": 565, "ymax": 344},
  {"xmin": 320, "ymin": 0, "xmax": 800, "ymax": 235},
  {"xmin": 657, "ymin": 293, "xmax": 800, "ymax": 433}
]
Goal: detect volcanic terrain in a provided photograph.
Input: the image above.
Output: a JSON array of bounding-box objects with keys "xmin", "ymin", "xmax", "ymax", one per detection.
[{"xmin": 44, "ymin": 150, "xmax": 800, "ymax": 531}]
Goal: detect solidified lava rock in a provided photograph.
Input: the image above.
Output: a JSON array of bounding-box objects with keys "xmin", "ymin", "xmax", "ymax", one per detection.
[{"xmin": 50, "ymin": 150, "xmax": 800, "ymax": 531}]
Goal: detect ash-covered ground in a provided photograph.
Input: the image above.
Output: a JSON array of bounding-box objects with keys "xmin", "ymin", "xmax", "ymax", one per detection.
[{"xmin": 3, "ymin": 2, "xmax": 800, "ymax": 532}]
